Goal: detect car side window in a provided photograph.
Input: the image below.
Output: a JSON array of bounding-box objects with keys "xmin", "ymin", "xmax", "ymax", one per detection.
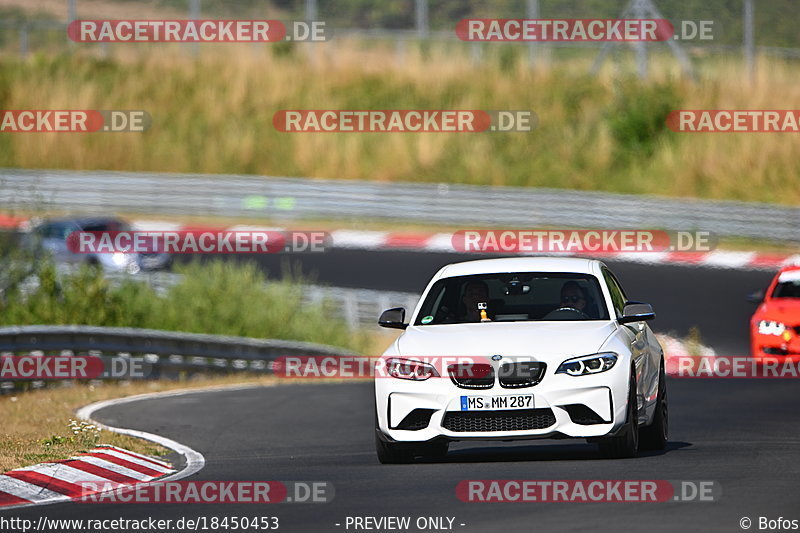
[{"xmin": 602, "ymin": 268, "xmax": 626, "ymax": 317}]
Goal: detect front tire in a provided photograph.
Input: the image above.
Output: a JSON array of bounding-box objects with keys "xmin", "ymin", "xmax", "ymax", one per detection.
[
  {"xmin": 598, "ymin": 365, "xmax": 639, "ymax": 459},
  {"xmin": 375, "ymin": 433, "xmax": 413, "ymax": 464},
  {"xmin": 639, "ymin": 361, "xmax": 668, "ymax": 451}
]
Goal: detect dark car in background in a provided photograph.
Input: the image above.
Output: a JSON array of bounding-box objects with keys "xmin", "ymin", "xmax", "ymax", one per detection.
[{"xmin": 22, "ymin": 216, "xmax": 172, "ymax": 274}]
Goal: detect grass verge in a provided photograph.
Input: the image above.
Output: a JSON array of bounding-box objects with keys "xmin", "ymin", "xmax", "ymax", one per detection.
[
  {"xmin": 0, "ymin": 375, "xmax": 278, "ymax": 473},
  {"xmin": 2, "ymin": 45, "xmax": 800, "ymax": 205}
]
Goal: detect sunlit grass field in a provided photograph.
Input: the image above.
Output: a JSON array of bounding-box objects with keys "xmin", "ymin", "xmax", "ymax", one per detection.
[{"xmin": 1, "ymin": 41, "xmax": 800, "ymax": 204}]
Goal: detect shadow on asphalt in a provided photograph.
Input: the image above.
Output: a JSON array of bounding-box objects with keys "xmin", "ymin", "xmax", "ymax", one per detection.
[{"xmin": 419, "ymin": 440, "xmax": 692, "ymax": 463}]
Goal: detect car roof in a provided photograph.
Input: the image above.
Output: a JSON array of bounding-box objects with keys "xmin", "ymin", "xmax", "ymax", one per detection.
[
  {"xmin": 437, "ymin": 256, "xmax": 602, "ymax": 278},
  {"xmin": 40, "ymin": 216, "xmax": 125, "ymax": 228}
]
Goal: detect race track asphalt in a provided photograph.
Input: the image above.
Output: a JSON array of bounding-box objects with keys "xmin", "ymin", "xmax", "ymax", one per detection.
[{"xmin": 7, "ymin": 250, "xmax": 798, "ymax": 532}]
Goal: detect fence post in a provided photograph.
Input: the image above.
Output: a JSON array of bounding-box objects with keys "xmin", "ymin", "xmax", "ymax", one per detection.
[
  {"xmin": 744, "ymin": 0, "xmax": 755, "ymax": 82},
  {"xmin": 19, "ymin": 24, "xmax": 29, "ymax": 57},
  {"xmin": 188, "ymin": 0, "xmax": 200, "ymax": 57},
  {"xmin": 526, "ymin": 0, "xmax": 539, "ymax": 68},
  {"xmin": 416, "ymin": 0, "xmax": 429, "ymax": 38}
]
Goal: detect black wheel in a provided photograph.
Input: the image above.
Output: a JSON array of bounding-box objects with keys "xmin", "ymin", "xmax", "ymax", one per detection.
[
  {"xmin": 375, "ymin": 433, "xmax": 414, "ymax": 464},
  {"xmin": 639, "ymin": 360, "xmax": 668, "ymax": 451},
  {"xmin": 598, "ymin": 365, "xmax": 639, "ymax": 459}
]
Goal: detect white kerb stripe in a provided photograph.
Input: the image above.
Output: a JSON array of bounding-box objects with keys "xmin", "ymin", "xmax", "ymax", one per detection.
[
  {"xmin": 73, "ymin": 457, "xmax": 155, "ymax": 481},
  {"xmin": 424, "ymin": 233, "xmax": 457, "ymax": 252},
  {"xmin": 16, "ymin": 463, "xmax": 112, "ymax": 485},
  {"xmin": 131, "ymin": 220, "xmax": 184, "ymax": 232},
  {"xmin": 701, "ymin": 251, "xmax": 757, "ymax": 268},
  {"xmin": 89, "ymin": 449, "xmax": 174, "ymax": 473},
  {"xmin": 92, "ymin": 446, "xmax": 172, "ymax": 469},
  {"xmin": 0, "ymin": 475, "xmax": 68, "ymax": 502},
  {"xmin": 329, "ymin": 230, "xmax": 388, "ymax": 249}
]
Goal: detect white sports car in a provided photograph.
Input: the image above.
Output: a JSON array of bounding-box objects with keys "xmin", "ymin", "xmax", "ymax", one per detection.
[{"xmin": 374, "ymin": 257, "xmax": 667, "ymax": 462}]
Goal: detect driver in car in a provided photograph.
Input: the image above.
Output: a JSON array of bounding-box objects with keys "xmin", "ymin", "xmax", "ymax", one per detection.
[{"xmin": 559, "ymin": 281, "xmax": 589, "ymax": 313}]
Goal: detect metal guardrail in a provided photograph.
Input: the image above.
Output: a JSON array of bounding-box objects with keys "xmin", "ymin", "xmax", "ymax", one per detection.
[
  {"xmin": 0, "ymin": 325, "xmax": 358, "ymax": 392},
  {"xmin": 0, "ymin": 325, "xmax": 353, "ymax": 359},
  {"xmin": 2, "ymin": 169, "xmax": 799, "ymax": 242}
]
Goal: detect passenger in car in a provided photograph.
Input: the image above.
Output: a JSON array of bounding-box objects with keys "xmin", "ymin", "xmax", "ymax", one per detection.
[{"xmin": 461, "ymin": 281, "xmax": 490, "ymax": 322}]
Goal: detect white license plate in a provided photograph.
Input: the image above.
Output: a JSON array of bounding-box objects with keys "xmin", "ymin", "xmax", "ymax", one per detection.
[{"xmin": 460, "ymin": 394, "xmax": 534, "ymax": 411}]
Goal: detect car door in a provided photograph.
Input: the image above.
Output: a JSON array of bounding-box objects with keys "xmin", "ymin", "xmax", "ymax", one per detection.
[{"xmin": 602, "ymin": 266, "xmax": 655, "ymax": 425}]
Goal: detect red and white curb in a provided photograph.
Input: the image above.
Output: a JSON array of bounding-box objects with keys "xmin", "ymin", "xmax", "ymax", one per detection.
[
  {"xmin": 0, "ymin": 386, "xmax": 229, "ymax": 511},
  {"xmin": 659, "ymin": 334, "xmax": 717, "ymax": 377},
  {"xmin": 4, "ymin": 215, "xmax": 798, "ymax": 271},
  {"xmin": 0, "ymin": 445, "xmax": 174, "ymax": 508},
  {"xmin": 132, "ymin": 221, "xmax": 800, "ymax": 271}
]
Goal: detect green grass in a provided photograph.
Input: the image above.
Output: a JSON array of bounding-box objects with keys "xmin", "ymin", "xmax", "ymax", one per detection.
[
  {"xmin": 0, "ymin": 259, "xmax": 369, "ymax": 353},
  {"xmin": 1, "ymin": 43, "xmax": 800, "ymax": 204}
]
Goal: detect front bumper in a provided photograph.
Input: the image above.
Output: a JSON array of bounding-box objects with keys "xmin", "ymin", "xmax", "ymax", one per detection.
[
  {"xmin": 751, "ymin": 330, "xmax": 800, "ymax": 362},
  {"xmin": 375, "ymin": 363, "xmax": 629, "ymax": 443}
]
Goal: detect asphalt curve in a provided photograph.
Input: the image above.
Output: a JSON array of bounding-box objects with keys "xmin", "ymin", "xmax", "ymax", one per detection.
[
  {"xmin": 5, "ymin": 251, "xmax": 794, "ymax": 532},
  {"xmin": 196, "ymin": 249, "xmax": 776, "ymax": 354},
  {"xmin": 8, "ymin": 380, "xmax": 800, "ymax": 532}
]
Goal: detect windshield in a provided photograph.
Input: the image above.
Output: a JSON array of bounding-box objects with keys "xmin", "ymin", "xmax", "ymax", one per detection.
[
  {"xmin": 414, "ymin": 272, "xmax": 609, "ymax": 325},
  {"xmin": 772, "ymin": 280, "xmax": 800, "ymax": 298}
]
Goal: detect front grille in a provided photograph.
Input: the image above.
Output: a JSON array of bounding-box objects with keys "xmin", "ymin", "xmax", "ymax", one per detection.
[
  {"xmin": 764, "ymin": 347, "xmax": 788, "ymax": 355},
  {"xmin": 393, "ymin": 409, "xmax": 435, "ymax": 431},
  {"xmin": 498, "ymin": 362, "xmax": 546, "ymax": 388},
  {"xmin": 448, "ymin": 363, "xmax": 494, "ymax": 389},
  {"xmin": 562, "ymin": 404, "xmax": 607, "ymax": 425},
  {"xmin": 442, "ymin": 408, "xmax": 556, "ymax": 432},
  {"xmin": 795, "ymin": 326, "xmax": 800, "ymax": 335}
]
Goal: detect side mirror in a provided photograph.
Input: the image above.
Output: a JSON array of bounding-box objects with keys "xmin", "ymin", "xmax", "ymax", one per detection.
[
  {"xmin": 619, "ymin": 302, "xmax": 655, "ymax": 324},
  {"xmin": 379, "ymin": 307, "xmax": 407, "ymax": 330},
  {"xmin": 747, "ymin": 289, "xmax": 765, "ymax": 303}
]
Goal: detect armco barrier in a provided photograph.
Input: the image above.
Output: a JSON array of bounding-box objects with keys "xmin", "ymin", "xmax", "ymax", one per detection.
[
  {"xmin": 2, "ymin": 169, "xmax": 799, "ymax": 242},
  {"xmin": 0, "ymin": 325, "xmax": 357, "ymax": 392}
]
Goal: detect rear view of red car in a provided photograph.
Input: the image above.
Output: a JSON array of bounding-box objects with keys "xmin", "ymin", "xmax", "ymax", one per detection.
[{"xmin": 751, "ymin": 266, "xmax": 800, "ymax": 361}]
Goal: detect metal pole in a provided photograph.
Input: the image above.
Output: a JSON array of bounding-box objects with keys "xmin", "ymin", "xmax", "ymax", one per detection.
[
  {"xmin": 632, "ymin": 0, "xmax": 648, "ymax": 79},
  {"xmin": 68, "ymin": 0, "xmax": 77, "ymax": 48},
  {"xmin": 305, "ymin": 0, "xmax": 318, "ymax": 22},
  {"xmin": 415, "ymin": 0, "xmax": 429, "ymax": 38},
  {"xmin": 20, "ymin": 24, "xmax": 29, "ymax": 57},
  {"xmin": 744, "ymin": 0, "xmax": 755, "ymax": 82},
  {"xmin": 188, "ymin": 0, "xmax": 200, "ymax": 57},
  {"xmin": 527, "ymin": 0, "xmax": 539, "ymax": 68}
]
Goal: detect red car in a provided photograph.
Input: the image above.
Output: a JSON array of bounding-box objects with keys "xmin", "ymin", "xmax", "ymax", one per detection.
[{"xmin": 751, "ymin": 265, "xmax": 800, "ymax": 361}]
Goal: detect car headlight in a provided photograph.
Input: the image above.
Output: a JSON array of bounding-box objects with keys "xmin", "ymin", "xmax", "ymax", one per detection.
[
  {"xmin": 556, "ymin": 352, "xmax": 618, "ymax": 377},
  {"xmin": 385, "ymin": 358, "xmax": 439, "ymax": 381},
  {"xmin": 758, "ymin": 320, "xmax": 787, "ymax": 336},
  {"xmin": 111, "ymin": 252, "xmax": 128, "ymax": 265}
]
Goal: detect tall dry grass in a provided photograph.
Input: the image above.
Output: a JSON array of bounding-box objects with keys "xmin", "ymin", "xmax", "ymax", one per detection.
[{"xmin": 1, "ymin": 42, "xmax": 800, "ymax": 204}]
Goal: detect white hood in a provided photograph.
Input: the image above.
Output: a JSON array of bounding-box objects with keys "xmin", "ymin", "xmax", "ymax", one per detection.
[{"xmin": 396, "ymin": 321, "xmax": 617, "ymax": 362}]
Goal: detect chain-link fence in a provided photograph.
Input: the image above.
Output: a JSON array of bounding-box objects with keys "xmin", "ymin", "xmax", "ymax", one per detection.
[{"xmin": 1, "ymin": 0, "xmax": 799, "ymax": 79}]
